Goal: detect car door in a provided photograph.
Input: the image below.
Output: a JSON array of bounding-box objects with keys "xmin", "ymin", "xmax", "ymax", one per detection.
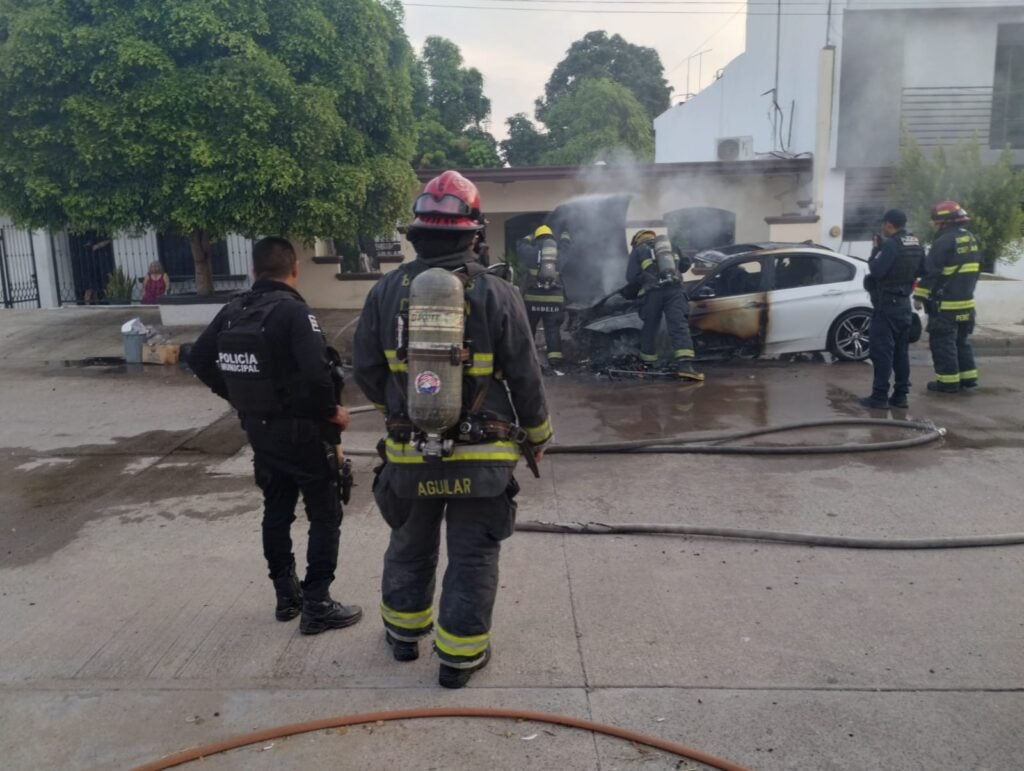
[
  {"xmin": 688, "ymin": 256, "xmax": 768, "ymax": 356},
  {"xmin": 764, "ymin": 253, "xmax": 856, "ymax": 355}
]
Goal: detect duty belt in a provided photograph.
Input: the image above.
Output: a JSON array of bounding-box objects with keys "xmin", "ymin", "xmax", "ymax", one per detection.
[{"xmin": 384, "ymin": 415, "xmax": 539, "ymax": 477}]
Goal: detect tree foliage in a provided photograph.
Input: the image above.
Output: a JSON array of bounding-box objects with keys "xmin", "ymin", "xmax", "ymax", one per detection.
[
  {"xmin": 537, "ymin": 31, "xmax": 671, "ymax": 124},
  {"xmin": 0, "ymin": 0, "xmax": 418, "ymax": 294},
  {"xmin": 539, "ymin": 79, "xmax": 654, "ymax": 165},
  {"xmin": 411, "ymin": 36, "xmax": 499, "ymax": 169},
  {"xmin": 499, "ymin": 113, "xmax": 551, "ymax": 167},
  {"xmin": 891, "ymin": 135, "xmax": 1024, "ymax": 266}
]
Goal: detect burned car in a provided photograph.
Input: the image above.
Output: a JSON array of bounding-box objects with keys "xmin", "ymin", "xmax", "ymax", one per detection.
[{"xmin": 573, "ymin": 243, "xmax": 877, "ymax": 365}]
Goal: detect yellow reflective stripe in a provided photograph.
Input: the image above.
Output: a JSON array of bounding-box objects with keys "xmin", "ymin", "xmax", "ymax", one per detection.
[
  {"xmin": 380, "ymin": 602, "xmax": 433, "ymax": 631},
  {"xmin": 384, "ymin": 438, "xmax": 520, "ymax": 464},
  {"xmin": 385, "ymin": 349, "xmax": 408, "ymax": 373},
  {"xmin": 467, "ymin": 353, "xmax": 494, "ymax": 377},
  {"xmin": 914, "ymin": 287, "xmax": 931, "ymax": 298},
  {"xmin": 466, "ymin": 366, "xmax": 493, "ymax": 376},
  {"xmin": 525, "ymin": 417, "xmax": 553, "ymax": 445},
  {"xmin": 939, "ymin": 299, "xmax": 975, "ymax": 311},
  {"xmin": 943, "ymin": 262, "xmax": 980, "ymax": 275},
  {"xmin": 640, "ymin": 258, "xmax": 654, "ymax": 270},
  {"xmin": 547, "ymin": 351, "xmax": 563, "ymax": 360},
  {"xmin": 373, "ymin": 402, "xmax": 387, "ymax": 413},
  {"xmin": 435, "ymin": 623, "xmax": 490, "ymax": 658},
  {"xmin": 639, "ymin": 353, "xmax": 658, "ymax": 362},
  {"xmin": 956, "ymin": 235, "xmax": 972, "ymax": 243},
  {"xmin": 937, "ymin": 373, "xmax": 961, "ymax": 384},
  {"xmin": 673, "ymin": 348, "xmax": 695, "ymax": 359},
  {"xmin": 960, "ymin": 369, "xmax": 979, "ymax": 380},
  {"xmin": 525, "ymin": 294, "xmax": 564, "ymax": 303}
]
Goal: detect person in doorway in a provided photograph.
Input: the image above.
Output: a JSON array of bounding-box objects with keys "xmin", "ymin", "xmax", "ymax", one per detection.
[
  {"xmin": 141, "ymin": 261, "xmax": 170, "ymax": 304},
  {"xmin": 915, "ymin": 200, "xmax": 982, "ymax": 394},
  {"xmin": 353, "ymin": 170, "xmax": 551, "ymax": 689},
  {"xmin": 860, "ymin": 209, "xmax": 923, "ymax": 409},
  {"xmin": 625, "ymin": 230, "xmax": 704, "ymax": 381},
  {"xmin": 187, "ymin": 237, "xmax": 362, "ymax": 635}
]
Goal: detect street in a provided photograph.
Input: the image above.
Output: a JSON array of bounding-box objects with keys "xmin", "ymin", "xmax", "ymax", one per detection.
[{"xmin": 0, "ymin": 308, "xmax": 1022, "ymax": 770}]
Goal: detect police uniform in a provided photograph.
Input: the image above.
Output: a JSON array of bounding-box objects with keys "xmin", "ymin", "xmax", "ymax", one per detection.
[
  {"xmin": 865, "ymin": 229, "xmax": 923, "ymax": 405},
  {"xmin": 353, "ymin": 249, "xmax": 551, "ymax": 673},
  {"xmin": 187, "ymin": 279, "xmax": 347, "ymax": 611},
  {"xmin": 522, "ymin": 233, "xmax": 565, "ymax": 370},
  {"xmin": 626, "ymin": 237, "xmax": 697, "ymax": 373},
  {"xmin": 915, "ymin": 226, "xmax": 981, "ymax": 391}
]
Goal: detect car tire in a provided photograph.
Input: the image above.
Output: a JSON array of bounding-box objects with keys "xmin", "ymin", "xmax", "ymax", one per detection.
[{"xmin": 828, "ymin": 308, "xmax": 872, "ymax": 362}]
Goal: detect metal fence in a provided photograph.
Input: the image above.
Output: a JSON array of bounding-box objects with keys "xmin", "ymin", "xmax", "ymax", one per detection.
[
  {"xmin": 0, "ymin": 223, "xmax": 40, "ymax": 308},
  {"xmin": 51, "ymin": 230, "xmax": 252, "ymax": 305}
]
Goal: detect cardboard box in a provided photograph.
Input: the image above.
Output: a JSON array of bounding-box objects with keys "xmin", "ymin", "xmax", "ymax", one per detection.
[{"xmin": 142, "ymin": 343, "xmax": 180, "ymax": 365}]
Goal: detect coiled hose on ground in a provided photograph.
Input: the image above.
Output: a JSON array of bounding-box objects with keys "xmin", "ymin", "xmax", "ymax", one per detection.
[
  {"xmin": 343, "ymin": 410, "xmax": 1024, "ymax": 549},
  {"xmin": 132, "ymin": 707, "xmax": 751, "ymax": 771}
]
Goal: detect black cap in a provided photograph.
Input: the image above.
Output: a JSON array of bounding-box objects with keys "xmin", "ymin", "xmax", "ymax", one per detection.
[{"xmin": 882, "ymin": 208, "xmax": 907, "ymax": 228}]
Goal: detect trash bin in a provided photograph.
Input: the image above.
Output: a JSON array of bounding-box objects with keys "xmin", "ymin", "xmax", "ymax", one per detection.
[{"xmin": 123, "ymin": 332, "xmax": 147, "ymax": 364}]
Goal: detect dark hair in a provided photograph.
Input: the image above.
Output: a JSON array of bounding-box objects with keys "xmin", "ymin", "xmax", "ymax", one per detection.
[{"xmin": 252, "ymin": 237, "xmax": 297, "ymax": 278}]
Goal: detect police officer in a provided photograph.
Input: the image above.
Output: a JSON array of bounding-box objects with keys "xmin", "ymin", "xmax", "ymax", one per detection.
[
  {"xmin": 187, "ymin": 237, "xmax": 362, "ymax": 634},
  {"xmin": 914, "ymin": 200, "xmax": 982, "ymax": 393},
  {"xmin": 860, "ymin": 209, "xmax": 923, "ymax": 409},
  {"xmin": 625, "ymin": 230, "xmax": 704, "ymax": 381},
  {"xmin": 353, "ymin": 170, "xmax": 552, "ymax": 689},
  {"xmin": 523, "ymin": 224, "xmax": 566, "ymax": 375}
]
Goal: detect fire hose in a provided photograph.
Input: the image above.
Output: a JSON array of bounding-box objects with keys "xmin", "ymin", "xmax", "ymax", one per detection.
[
  {"xmin": 341, "ymin": 411, "xmax": 1024, "ymax": 549},
  {"xmin": 132, "ymin": 707, "xmax": 750, "ymax": 771}
]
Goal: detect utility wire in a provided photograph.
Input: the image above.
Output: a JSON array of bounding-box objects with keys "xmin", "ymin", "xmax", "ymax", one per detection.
[{"xmin": 405, "ymin": 3, "xmax": 847, "ymax": 13}]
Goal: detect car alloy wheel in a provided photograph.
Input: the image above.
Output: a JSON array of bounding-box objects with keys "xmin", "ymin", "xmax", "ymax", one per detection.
[{"xmin": 829, "ymin": 309, "xmax": 872, "ymax": 361}]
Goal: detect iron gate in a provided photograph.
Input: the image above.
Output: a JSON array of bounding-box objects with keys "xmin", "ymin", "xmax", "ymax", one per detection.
[{"xmin": 0, "ymin": 225, "xmax": 41, "ymax": 308}]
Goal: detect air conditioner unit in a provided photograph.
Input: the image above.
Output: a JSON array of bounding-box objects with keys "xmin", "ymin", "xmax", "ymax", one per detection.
[{"xmin": 716, "ymin": 136, "xmax": 754, "ymax": 162}]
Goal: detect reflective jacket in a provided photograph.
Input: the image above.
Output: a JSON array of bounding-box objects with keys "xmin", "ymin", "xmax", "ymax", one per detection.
[
  {"xmin": 352, "ymin": 250, "xmax": 552, "ymax": 498},
  {"xmin": 523, "ymin": 235, "xmax": 564, "ymax": 314},
  {"xmin": 626, "ymin": 242, "xmax": 691, "ymax": 296},
  {"xmin": 914, "ymin": 226, "xmax": 981, "ymax": 312}
]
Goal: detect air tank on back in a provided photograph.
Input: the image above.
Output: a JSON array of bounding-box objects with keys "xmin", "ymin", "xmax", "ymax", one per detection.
[
  {"xmin": 406, "ymin": 268, "xmax": 465, "ymax": 436},
  {"xmin": 653, "ymin": 235, "xmax": 680, "ymax": 282}
]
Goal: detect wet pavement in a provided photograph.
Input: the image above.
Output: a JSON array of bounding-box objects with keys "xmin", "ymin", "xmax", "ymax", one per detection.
[{"xmin": 1, "ymin": 310, "xmax": 1023, "ymax": 770}]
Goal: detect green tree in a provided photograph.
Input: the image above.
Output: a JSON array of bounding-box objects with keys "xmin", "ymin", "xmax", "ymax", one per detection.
[
  {"xmin": 537, "ymin": 31, "xmax": 671, "ymax": 124},
  {"xmin": 540, "ymin": 79, "xmax": 654, "ymax": 165},
  {"xmin": 0, "ymin": 0, "xmax": 417, "ymax": 295},
  {"xmin": 500, "ymin": 113, "xmax": 551, "ymax": 167},
  {"xmin": 412, "ymin": 36, "xmax": 499, "ymax": 169},
  {"xmin": 891, "ymin": 135, "xmax": 1024, "ymax": 267}
]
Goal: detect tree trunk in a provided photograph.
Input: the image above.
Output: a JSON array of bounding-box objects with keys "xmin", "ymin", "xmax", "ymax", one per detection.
[{"xmin": 189, "ymin": 229, "xmax": 215, "ymax": 296}]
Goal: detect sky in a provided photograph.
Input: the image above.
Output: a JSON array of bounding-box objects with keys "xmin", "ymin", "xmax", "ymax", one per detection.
[{"xmin": 401, "ymin": 1, "xmax": 751, "ymax": 140}]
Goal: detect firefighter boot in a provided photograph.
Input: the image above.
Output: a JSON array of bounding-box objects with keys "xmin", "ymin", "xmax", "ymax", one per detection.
[
  {"xmin": 439, "ymin": 647, "xmax": 491, "ymax": 690},
  {"xmin": 299, "ymin": 591, "xmax": 363, "ymax": 635},
  {"xmin": 272, "ymin": 567, "xmax": 303, "ymax": 622},
  {"xmin": 385, "ymin": 631, "xmax": 419, "ymax": 662},
  {"xmin": 671, "ymin": 360, "xmax": 705, "ymax": 382},
  {"xmin": 927, "ymin": 381, "xmax": 959, "ymax": 394}
]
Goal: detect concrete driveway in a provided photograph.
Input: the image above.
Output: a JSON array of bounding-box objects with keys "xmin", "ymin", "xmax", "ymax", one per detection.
[{"xmin": 0, "ymin": 308, "xmax": 1022, "ymax": 770}]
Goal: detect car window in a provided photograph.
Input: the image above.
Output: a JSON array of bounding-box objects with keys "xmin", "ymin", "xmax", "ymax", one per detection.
[
  {"xmin": 708, "ymin": 258, "xmax": 762, "ymax": 297},
  {"xmin": 819, "ymin": 256, "xmax": 855, "ymax": 284},
  {"xmin": 772, "ymin": 255, "xmax": 823, "ymax": 290}
]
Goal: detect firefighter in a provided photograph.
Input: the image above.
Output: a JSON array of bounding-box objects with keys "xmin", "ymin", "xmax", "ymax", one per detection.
[
  {"xmin": 353, "ymin": 170, "xmax": 552, "ymax": 689},
  {"xmin": 625, "ymin": 230, "xmax": 704, "ymax": 381},
  {"xmin": 187, "ymin": 237, "xmax": 362, "ymax": 634},
  {"xmin": 860, "ymin": 209, "xmax": 923, "ymax": 410},
  {"xmin": 914, "ymin": 200, "xmax": 981, "ymax": 393},
  {"xmin": 523, "ymin": 224, "xmax": 566, "ymax": 375}
]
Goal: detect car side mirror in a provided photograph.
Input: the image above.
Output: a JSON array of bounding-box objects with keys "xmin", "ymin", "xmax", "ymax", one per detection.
[{"xmin": 694, "ymin": 285, "xmax": 716, "ymax": 299}]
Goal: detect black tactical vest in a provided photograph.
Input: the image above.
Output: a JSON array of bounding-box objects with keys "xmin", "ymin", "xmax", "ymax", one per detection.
[
  {"xmin": 216, "ymin": 291, "xmax": 294, "ymax": 415},
  {"xmin": 880, "ymin": 233, "xmax": 924, "ymax": 291}
]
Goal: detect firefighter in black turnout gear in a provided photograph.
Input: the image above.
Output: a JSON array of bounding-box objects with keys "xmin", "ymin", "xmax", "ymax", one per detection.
[
  {"xmin": 860, "ymin": 209, "xmax": 923, "ymax": 410},
  {"xmin": 353, "ymin": 170, "xmax": 552, "ymax": 689},
  {"xmin": 523, "ymin": 225, "xmax": 566, "ymax": 374},
  {"xmin": 187, "ymin": 237, "xmax": 362, "ymax": 634},
  {"xmin": 915, "ymin": 200, "xmax": 982, "ymax": 393},
  {"xmin": 626, "ymin": 230, "xmax": 704, "ymax": 381}
]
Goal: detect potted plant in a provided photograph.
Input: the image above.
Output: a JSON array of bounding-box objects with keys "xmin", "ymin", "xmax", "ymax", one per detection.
[{"xmin": 104, "ymin": 266, "xmax": 136, "ymax": 304}]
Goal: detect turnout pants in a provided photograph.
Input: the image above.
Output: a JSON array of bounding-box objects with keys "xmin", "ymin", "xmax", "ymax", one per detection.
[
  {"xmin": 375, "ymin": 476, "xmax": 519, "ymax": 667},
  {"xmin": 928, "ymin": 309, "xmax": 977, "ymax": 387},
  {"xmin": 868, "ymin": 295, "xmax": 913, "ymax": 400},
  {"xmin": 246, "ymin": 417, "xmax": 341, "ymax": 598},
  {"xmin": 639, "ymin": 287, "xmax": 694, "ymax": 364},
  {"xmin": 528, "ymin": 309, "xmax": 565, "ymax": 366}
]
